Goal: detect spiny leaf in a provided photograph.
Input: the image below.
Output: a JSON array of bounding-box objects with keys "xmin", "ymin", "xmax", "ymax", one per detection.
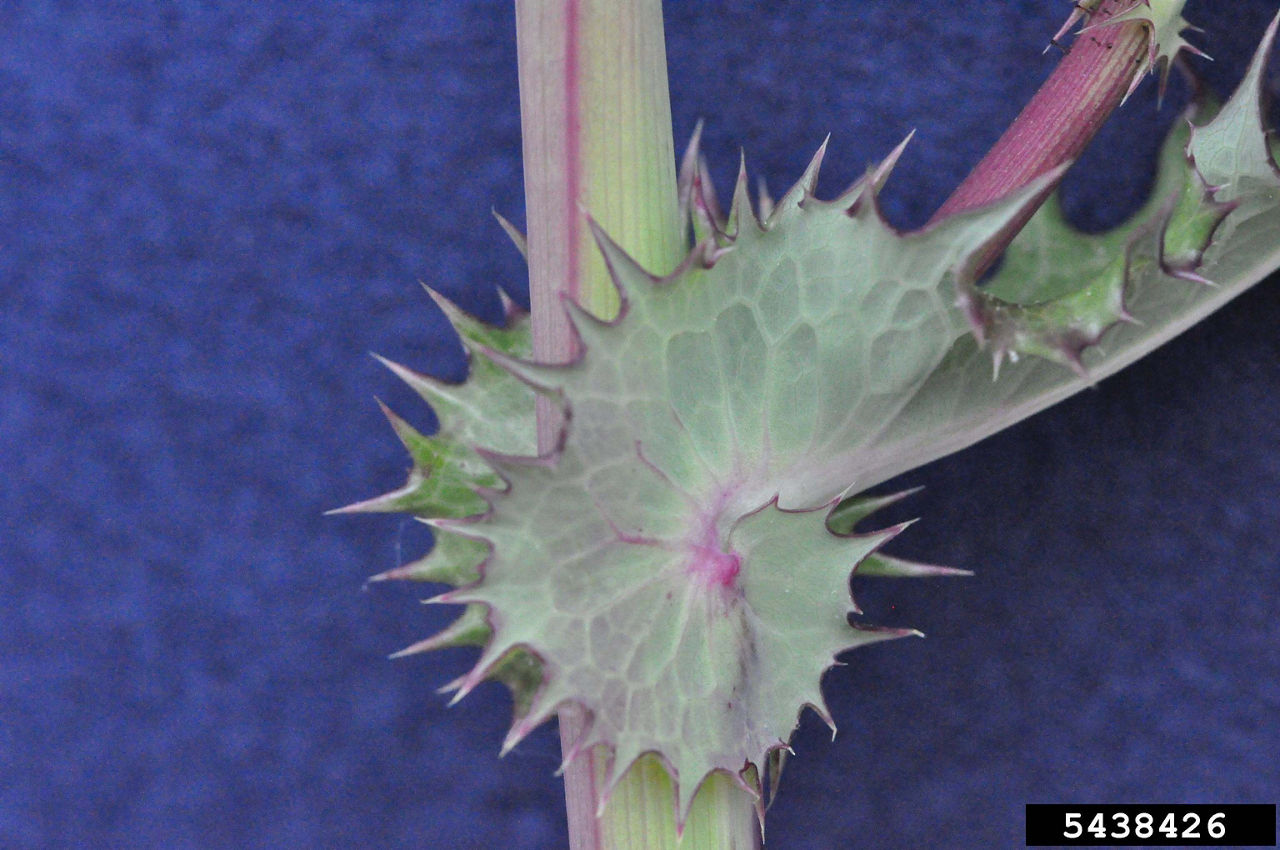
[
  {"xmin": 369, "ymin": 524, "xmax": 489, "ymax": 585},
  {"xmin": 352, "ymin": 15, "xmax": 1280, "ymax": 828},
  {"xmin": 1079, "ymin": 0, "xmax": 1209, "ymax": 103},
  {"xmin": 390, "ymin": 603, "xmax": 491, "ymax": 657}
]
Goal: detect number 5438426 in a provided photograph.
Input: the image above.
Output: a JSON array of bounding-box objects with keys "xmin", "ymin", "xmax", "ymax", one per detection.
[{"xmin": 1063, "ymin": 810, "xmax": 1227, "ymax": 840}]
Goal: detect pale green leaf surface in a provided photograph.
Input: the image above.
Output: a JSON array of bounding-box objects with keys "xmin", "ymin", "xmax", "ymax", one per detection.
[
  {"xmin": 357, "ymin": 16, "xmax": 1280, "ymax": 821},
  {"xmin": 846, "ymin": 18, "xmax": 1279, "ymax": 494}
]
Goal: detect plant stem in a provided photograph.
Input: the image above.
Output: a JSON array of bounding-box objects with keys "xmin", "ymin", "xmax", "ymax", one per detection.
[
  {"xmin": 516, "ymin": 0, "xmax": 684, "ymax": 451},
  {"xmin": 930, "ymin": 0, "xmax": 1153, "ymax": 273},
  {"xmin": 514, "ymin": 0, "xmax": 759, "ymax": 846}
]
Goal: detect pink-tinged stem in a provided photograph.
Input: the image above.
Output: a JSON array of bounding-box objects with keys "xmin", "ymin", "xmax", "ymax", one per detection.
[
  {"xmin": 516, "ymin": 0, "xmax": 584, "ymax": 455},
  {"xmin": 930, "ymin": 0, "xmax": 1152, "ymax": 274},
  {"xmin": 516, "ymin": 0, "xmax": 684, "ymax": 454}
]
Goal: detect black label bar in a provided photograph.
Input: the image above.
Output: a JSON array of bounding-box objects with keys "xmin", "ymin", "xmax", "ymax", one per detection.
[{"xmin": 1026, "ymin": 804, "xmax": 1276, "ymax": 846}]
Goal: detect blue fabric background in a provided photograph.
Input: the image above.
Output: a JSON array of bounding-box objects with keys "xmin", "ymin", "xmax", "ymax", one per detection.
[{"xmin": 3, "ymin": 1, "xmax": 1278, "ymax": 847}]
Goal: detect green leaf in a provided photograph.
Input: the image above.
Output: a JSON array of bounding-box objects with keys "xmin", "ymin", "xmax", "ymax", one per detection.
[
  {"xmin": 849, "ymin": 14, "xmax": 1278, "ymax": 493},
  {"xmin": 353, "ymin": 14, "xmax": 1280, "ymax": 823}
]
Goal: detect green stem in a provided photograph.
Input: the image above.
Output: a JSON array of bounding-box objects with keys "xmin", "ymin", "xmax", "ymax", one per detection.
[{"xmin": 514, "ymin": 0, "xmax": 760, "ymax": 846}]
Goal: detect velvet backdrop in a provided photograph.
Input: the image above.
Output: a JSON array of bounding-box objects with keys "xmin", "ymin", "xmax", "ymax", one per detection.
[{"xmin": 3, "ymin": 1, "xmax": 1278, "ymax": 847}]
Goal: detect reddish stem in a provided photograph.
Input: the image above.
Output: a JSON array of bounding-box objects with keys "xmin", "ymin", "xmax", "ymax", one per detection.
[{"xmin": 929, "ymin": 0, "xmax": 1152, "ymax": 274}]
